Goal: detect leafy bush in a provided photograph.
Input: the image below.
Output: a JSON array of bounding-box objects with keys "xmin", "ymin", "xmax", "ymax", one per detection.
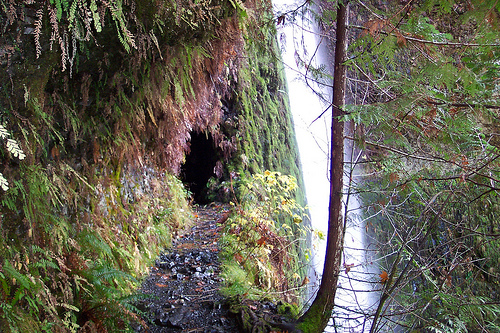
[{"xmin": 220, "ymin": 171, "xmax": 309, "ymax": 303}]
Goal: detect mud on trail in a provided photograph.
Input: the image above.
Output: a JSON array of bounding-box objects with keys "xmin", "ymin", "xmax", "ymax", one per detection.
[{"xmin": 134, "ymin": 204, "xmax": 239, "ymax": 332}]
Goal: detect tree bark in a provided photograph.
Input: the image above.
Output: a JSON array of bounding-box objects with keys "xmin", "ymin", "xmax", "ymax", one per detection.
[{"xmin": 297, "ymin": 1, "xmax": 349, "ymax": 332}]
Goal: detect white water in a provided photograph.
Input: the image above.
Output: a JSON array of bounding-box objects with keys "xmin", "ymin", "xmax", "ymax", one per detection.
[{"xmin": 273, "ymin": 1, "xmax": 379, "ymax": 331}]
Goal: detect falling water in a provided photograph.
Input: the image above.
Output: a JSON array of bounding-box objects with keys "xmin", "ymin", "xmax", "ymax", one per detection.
[{"xmin": 273, "ymin": 1, "xmax": 379, "ymax": 331}]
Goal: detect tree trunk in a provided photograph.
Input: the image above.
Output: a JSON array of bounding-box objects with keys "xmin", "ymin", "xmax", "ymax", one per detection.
[{"xmin": 296, "ymin": 1, "xmax": 349, "ymax": 332}]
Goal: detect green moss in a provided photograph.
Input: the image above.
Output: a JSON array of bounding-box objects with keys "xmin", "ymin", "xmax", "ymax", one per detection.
[
  {"xmin": 0, "ymin": 0, "xmax": 308, "ymax": 330},
  {"xmin": 296, "ymin": 299, "xmax": 332, "ymax": 333},
  {"xmin": 214, "ymin": 3, "xmax": 310, "ymax": 319},
  {"xmin": 278, "ymin": 301, "xmax": 300, "ymax": 319},
  {"xmin": 234, "ymin": 25, "xmax": 306, "ymax": 204}
]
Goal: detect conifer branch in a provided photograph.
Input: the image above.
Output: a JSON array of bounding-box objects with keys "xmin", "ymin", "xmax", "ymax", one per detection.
[
  {"xmin": 349, "ymin": 24, "xmax": 500, "ymax": 47},
  {"xmin": 275, "ymin": 0, "xmax": 311, "ymax": 25},
  {"xmin": 425, "ymin": 99, "xmax": 500, "ymax": 110},
  {"xmin": 344, "ymin": 135, "xmax": 442, "ymax": 163}
]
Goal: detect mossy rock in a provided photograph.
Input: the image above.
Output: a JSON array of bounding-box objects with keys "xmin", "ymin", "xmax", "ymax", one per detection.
[{"xmin": 277, "ymin": 301, "xmax": 300, "ymax": 319}]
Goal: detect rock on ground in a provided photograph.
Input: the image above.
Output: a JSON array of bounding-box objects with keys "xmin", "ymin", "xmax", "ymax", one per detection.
[{"xmin": 134, "ymin": 204, "xmax": 240, "ymax": 332}]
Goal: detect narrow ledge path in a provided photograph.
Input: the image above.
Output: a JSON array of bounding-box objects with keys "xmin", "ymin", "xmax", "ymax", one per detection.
[{"xmin": 135, "ymin": 204, "xmax": 239, "ymax": 332}]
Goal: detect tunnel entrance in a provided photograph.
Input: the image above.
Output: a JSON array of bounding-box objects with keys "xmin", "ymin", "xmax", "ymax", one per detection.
[{"xmin": 180, "ymin": 132, "xmax": 219, "ymax": 204}]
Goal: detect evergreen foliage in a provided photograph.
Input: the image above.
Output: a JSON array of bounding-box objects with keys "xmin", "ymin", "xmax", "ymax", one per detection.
[{"xmin": 305, "ymin": 0, "xmax": 500, "ymax": 330}]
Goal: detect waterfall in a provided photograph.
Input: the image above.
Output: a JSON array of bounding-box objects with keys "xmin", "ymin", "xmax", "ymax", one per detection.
[{"xmin": 273, "ymin": 1, "xmax": 380, "ymax": 331}]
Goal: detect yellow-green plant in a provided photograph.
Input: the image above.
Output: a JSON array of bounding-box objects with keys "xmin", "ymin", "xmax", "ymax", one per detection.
[{"xmin": 220, "ymin": 170, "xmax": 308, "ymax": 302}]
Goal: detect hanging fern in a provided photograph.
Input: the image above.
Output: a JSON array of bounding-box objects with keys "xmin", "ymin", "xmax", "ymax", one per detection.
[
  {"xmin": 89, "ymin": 0, "xmax": 102, "ymax": 32},
  {"xmin": 0, "ymin": 124, "xmax": 25, "ymax": 191}
]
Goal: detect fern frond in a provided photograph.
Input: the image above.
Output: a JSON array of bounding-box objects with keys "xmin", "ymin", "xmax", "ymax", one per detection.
[
  {"xmin": 68, "ymin": 0, "xmax": 78, "ymax": 29},
  {"xmin": 32, "ymin": 259, "xmax": 59, "ymax": 271},
  {"xmin": 0, "ymin": 124, "xmax": 9, "ymax": 139},
  {"xmin": 79, "ymin": 230, "xmax": 113, "ymax": 259},
  {"xmin": 3, "ymin": 261, "xmax": 34, "ymax": 291},
  {"xmin": 6, "ymin": 138, "xmax": 26, "ymax": 160},
  {"xmin": 59, "ymin": 302, "xmax": 80, "ymax": 312},
  {"xmin": 48, "ymin": 5, "xmax": 60, "ymax": 46},
  {"xmin": 30, "ymin": 244, "xmax": 51, "ymax": 256},
  {"xmin": 34, "ymin": 8, "xmax": 44, "ymax": 59},
  {"xmin": 90, "ymin": 0, "xmax": 102, "ymax": 32},
  {"xmin": 117, "ymin": 292, "xmax": 150, "ymax": 305},
  {"xmin": 52, "ymin": 0, "xmax": 63, "ymax": 21},
  {"xmin": 89, "ymin": 263, "xmax": 138, "ymax": 293},
  {"xmin": 149, "ymin": 31, "xmax": 162, "ymax": 60},
  {"xmin": 97, "ymin": 268, "xmax": 136, "ymax": 284},
  {"xmin": 4, "ymin": 0, "xmax": 17, "ymax": 26},
  {"xmin": 0, "ymin": 173, "xmax": 8, "ymax": 191}
]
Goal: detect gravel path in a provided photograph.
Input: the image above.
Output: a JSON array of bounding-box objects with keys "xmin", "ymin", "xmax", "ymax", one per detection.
[{"xmin": 134, "ymin": 204, "xmax": 239, "ymax": 332}]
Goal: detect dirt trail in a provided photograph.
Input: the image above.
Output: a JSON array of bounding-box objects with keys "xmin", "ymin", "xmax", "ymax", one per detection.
[{"xmin": 134, "ymin": 204, "xmax": 239, "ymax": 332}]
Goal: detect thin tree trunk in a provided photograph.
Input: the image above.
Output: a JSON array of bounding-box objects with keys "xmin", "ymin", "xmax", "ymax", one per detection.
[{"xmin": 297, "ymin": 1, "xmax": 349, "ymax": 332}]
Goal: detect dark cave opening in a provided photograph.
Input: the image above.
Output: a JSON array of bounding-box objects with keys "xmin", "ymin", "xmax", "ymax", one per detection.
[{"xmin": 180, "ymin": 132, "xmax": 219, "ymax": 204}]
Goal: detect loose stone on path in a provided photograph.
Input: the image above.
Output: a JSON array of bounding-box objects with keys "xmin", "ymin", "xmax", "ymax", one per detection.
[{"xmin": 134, "ymin": 204, "xmax": 239, "ymax": 332}]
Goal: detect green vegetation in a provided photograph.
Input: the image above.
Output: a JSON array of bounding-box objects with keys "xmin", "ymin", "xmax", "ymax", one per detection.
[
  {"xmin": 216, "ymin": 0, "xmax": 307, "ymax": 207},
  {"xmin": 212, "ymin": 0, "xmax": 311, "ymax": 316},
  {"xmin": 219, "ymin": 171, "xmax": 308, "ymax": 331},
  {"xmin": 220, "ymin": 171, "xmax": 308, "ymax": 300},
  {"xmin": 303, "ymin": 0, "xmax": 500, "ymax": 330},
  {"xmin": 2, "ymin": 0, "xmax": 498, "ymax": 330},
  {"xmin": 0, "ymin": 162, "xmax": 192, "ymax": 332},
  {"xmin": 0, "ymin": 0, "xmax": 308, "ymax": 331}
]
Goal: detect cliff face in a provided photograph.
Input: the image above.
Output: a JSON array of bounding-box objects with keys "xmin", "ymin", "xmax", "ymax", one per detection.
[{"xmin": 0, "ymin": 0, "xmax": 303, "ymax": 331}]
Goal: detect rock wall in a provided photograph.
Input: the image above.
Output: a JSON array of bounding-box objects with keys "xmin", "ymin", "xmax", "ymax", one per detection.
[{"xmin": 0, "ymin": 0, "xmax": 305, "ymax": 331}]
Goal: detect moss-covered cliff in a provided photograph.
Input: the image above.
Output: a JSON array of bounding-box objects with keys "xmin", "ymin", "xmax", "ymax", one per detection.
[{"xmin": 0, "ymin": 0, "xmax": 305, "ymax": 331}]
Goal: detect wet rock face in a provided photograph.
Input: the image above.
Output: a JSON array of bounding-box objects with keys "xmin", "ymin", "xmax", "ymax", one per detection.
[{"xmin": 134, "ymin": 205, "xmax": 239, "ymax": 332}]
